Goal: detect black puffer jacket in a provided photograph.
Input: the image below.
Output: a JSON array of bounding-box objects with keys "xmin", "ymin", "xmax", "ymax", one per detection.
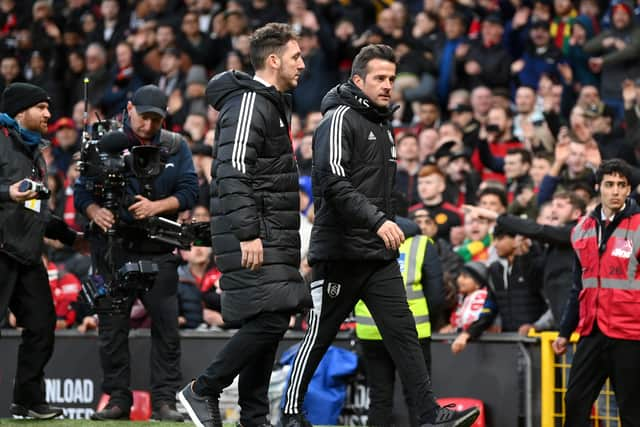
[
  {"xmin": 308, "ymin": 81, "xmax": 397, "ymax": 264},
  {"xmin": 207, "ymin": 70, "xmax": 312, "ymax": 322}
]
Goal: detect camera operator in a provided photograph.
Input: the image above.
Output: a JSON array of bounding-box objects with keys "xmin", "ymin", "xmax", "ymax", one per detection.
[
  {"xmin": 74, "ymin": 85, "xmax": 198, "ymax": 421},
  {"xmin": 0, "ymin": 82, "xmax": 87, "ymax": 419}
]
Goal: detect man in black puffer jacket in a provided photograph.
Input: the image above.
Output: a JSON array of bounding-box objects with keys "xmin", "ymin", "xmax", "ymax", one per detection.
[
  {"xmin": 280, "ymin": 45, "xmax": 480, "ymax": 427},
  {"xmin": 179, "ymin": 23, "xmax": 312, "ymax": 427}
]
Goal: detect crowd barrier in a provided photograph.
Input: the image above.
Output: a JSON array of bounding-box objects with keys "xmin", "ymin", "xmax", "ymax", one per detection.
[
  {"xmin": 0, "ymin": 329, "xmax": 561, "ymax": 426},
  {"xmin": 534, "ymin": 331, "xmax": 620, "ymax": 427}
]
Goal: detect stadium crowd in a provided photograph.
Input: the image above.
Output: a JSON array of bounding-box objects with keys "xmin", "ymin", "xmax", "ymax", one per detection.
[{"xmin": 2, "ymin": 0, "xmax": 640, "ymax": 343}]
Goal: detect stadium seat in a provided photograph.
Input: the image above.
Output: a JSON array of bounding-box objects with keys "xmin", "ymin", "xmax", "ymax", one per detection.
[
  {"xmin": 96, "ymin": 390, "xmax": 151, "ymax": 421},
  {"xmin": 436, "ymin": 397, "xmax": 485, "ymax": 427}
]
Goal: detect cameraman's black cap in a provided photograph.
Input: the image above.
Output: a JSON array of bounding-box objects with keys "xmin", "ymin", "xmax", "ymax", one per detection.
[{"xmin": 132, "ymin": 85, "xmax": 168, "ymax": 118}]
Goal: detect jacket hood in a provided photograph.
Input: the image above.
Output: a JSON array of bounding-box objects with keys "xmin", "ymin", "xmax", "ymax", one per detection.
[
  {"xmin": 206, "ymin": 70, "xmax": 290, "ymax": 116},
  {"xmin": 320, "ymin": 80, "xmax": 396, "ymax": 124},
  {"xmin": 574, "ymin": 15, "xmax": 595, "ymax": 40}
]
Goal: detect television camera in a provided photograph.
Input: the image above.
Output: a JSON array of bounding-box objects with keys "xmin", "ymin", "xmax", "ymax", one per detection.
[{"xmin": 77, "ymin": 123, "xmax": 210, "ymax": 313}]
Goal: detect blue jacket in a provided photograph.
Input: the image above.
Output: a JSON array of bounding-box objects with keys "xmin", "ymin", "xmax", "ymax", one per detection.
[
  {"xmin": 280, "ymin": 344, "xmax": 358, "ymax": 425},
  {"xmin": 74, "ymin": 123, "xmax": 198, "ymax": 226},
  {"xmin": 517, "ymin": 44, "xmax": 565, "ymax": 90}
]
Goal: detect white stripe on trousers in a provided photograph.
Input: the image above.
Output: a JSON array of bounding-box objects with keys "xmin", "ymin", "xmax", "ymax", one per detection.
[
  {"xmin": 231, "ymin": 92, "xmax": 256, "ymax": 174},
  {"xmin": 284, "ymin": 282, "xmax": 323, "ymax": 414}
]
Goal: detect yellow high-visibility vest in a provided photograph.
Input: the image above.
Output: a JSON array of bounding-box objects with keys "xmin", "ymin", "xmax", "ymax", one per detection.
[{"xmin": 355, "ymin": 235, "xmax": 432, "ymax": 340}]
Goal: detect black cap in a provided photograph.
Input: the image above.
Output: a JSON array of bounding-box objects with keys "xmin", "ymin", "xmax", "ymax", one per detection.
[
  {"xmin": 461, "ymin": 261, "xmax": 490, "ymax": 288},
  {"xmin": 1, "ymin": 82, "xmax": 50, "ymax": 118},
  {"xmin": 483, "ymin": 13, "xmax": 503, "ymax": 25},
  {"xmin": 450, "ymin": 103, "xmax": 473, "ymax": 113},
  {"xmin": 450, "ymin": 149, "xmax": 470, "ymax": 162},
  {"xmin": 434, "ymin": 140, "xmax": 457, "ymax": 159},
  {"xmin": 132, "ymin": 85, "xmax": 168, "ymax": 118}
]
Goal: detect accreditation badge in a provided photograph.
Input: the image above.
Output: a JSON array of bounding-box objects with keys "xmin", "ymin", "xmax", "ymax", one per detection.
[{"xmin": 24, "ymin": 199, "xmax": 41, "ymax": 213}]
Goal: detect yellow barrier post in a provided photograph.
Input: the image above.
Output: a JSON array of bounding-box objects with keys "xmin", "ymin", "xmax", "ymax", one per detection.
[{"xmin": 536, "ymin": 331, "xmax": 558, "ymax": 427}]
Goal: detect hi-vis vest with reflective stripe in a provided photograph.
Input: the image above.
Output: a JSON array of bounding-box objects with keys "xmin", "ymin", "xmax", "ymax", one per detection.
[
  {"xmin": 355, "ymin": 235, "xmax": 431, "ymax": 340},
  {"xmin": 571, "ymin": 212, "xmax": 640, "ymax": 340}
]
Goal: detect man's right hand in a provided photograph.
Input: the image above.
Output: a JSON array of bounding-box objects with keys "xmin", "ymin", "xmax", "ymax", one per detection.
[
  {"xmin": 9, "ymin": 181, "xmax": 38, "ymax": 203},
  {"xmin": 552, "ymin": 336, "xmax": 568, "ymax": 355},
  {"xmin": 376, "ymin": 220, "xmax": 405, "ymax": 250},
  {"xmin": 86, "ymin": 204, "xmax": 115, "ymax": 232},
  {"xmin": 462, "ymin": 204, "xmax": 498, "ymax": 222},
  {"xmin": 240, "ymin": 238, "xmax": 263, "ymax": 271}
]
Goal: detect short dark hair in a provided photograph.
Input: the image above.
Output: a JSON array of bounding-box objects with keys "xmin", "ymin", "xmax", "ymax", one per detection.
[
  {"xmin": 553, "ymin": 191, "xmax": 587, "ymax": 215},
  {"xmin": 350, "ymin": 44, "xmax": 396, "ymax": 79},
  {"xmin": 249, "ymin": 23, "xmax": 297, "ymax": 71},
  {"xmin": 478, "ymin": 187, "xmax": 508, "ymax": 209},
  {"xmin": 506, "ymin": 147, "xmax": 532, "ymax": 165},
  {"xmin": 419, "ymin": 95, "xmax": 440, "ymax": 108},
  {"xmin": 533, "ymin": 151, "xmax": 554, "ymax": 164},
  {"xmin": 595, "ymin": 159, "xmax": 633, "ymax": 187}
]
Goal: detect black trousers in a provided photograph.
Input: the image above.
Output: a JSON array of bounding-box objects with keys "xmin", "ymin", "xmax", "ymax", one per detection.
[
  {"xmin": 193, "ymin": 311, "xmax": 290, "ymax": 427},
  {"xmin": 282, "ymin": 260, "xmax": 438, "ymax": 424},
  {"xmin": 360, "ymin": 338, "xmax": 432, "ymax": 427},
  {"xmin": 565, "ymin": 323, "xmax": 640, "ymax": 427},
  {"xmin": 94, "ymin": 249, "xmax": 181, "ymax": 409},
  {"xmin": 0, "ymin": 252, "xmax": 55, "ymax": 407}
]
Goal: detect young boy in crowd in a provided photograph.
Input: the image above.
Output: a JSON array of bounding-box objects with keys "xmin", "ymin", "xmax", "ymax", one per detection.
[{"xmin": 441, "ymin": 261, "xmax": 497, "ymax": 354}]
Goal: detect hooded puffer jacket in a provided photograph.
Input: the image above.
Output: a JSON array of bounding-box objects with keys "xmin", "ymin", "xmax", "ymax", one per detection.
[
  {"xmin": 308, "ymin": 81, "xmax": 399, "ymax": 264},
  {"xmin": 206, "ymin": 70, "xmax": 312, "ymax": 322}
]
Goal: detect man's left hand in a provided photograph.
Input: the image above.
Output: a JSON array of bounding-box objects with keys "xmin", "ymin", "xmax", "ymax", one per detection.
[
  {"xmin": 518, "ymin": 323, "xmax": 535, "ymax": 336},
  {"xmin": 129, "ymin": 195, "xmax": 158, "ymax": 220}
]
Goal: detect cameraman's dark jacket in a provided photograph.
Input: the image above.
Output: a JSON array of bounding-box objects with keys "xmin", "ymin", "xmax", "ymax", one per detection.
[
  {"xmin": 308, "ymin": 81, "xmax": 397, "ymax": 264},
  {"xmin": 206, "ymin": 70, "xmax": 312, "ymax": 322},
  {"xmin": 74, "ymin": 123, "xmax": 198, "ymax": 253},
  {"xmin": 0, "ymin": 126, "xmax": 76, "ymax": 265}
]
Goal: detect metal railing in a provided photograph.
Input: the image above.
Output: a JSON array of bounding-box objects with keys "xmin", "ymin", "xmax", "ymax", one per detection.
[{"xmin": 534, "ymin": 331, "xmax": 620, "ymax": 427}]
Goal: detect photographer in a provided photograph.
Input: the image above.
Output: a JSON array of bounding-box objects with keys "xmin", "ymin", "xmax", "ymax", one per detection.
[
  {"xmin": 0, "ymin": 82, "xmax": 85, "ymax": 419},
  {"xmin": 74, "ymin": 85, "xmax": 198, "ymax": 421}
]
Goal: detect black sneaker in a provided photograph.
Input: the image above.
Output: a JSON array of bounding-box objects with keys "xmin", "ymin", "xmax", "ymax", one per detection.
[
  {"xmin": 178, "ymin": 381, "xmax": 222, "ymax": 427},
  {"xmin": 10, "ymin": 403, "xmax": 63, "ymax": 420},
  {"xmin": 152, "ymin": 402, "xmax": 185, "ymax": 422},
  {"xmin": 420, "ymin": 404, "xmax": 480, "ymax": 427},
  {"xmin": 90, "ymin": 404, "xmax": 130, "ymax": 420},
  {"xmin": 279, "ymin": 412, "xmax": 313, "ymax": 427}
]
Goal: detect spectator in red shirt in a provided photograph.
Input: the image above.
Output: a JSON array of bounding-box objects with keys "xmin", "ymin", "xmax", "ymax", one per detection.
[{"xmin": 411, "ymin": 165, "xmax": 464, "ymax": 241}]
